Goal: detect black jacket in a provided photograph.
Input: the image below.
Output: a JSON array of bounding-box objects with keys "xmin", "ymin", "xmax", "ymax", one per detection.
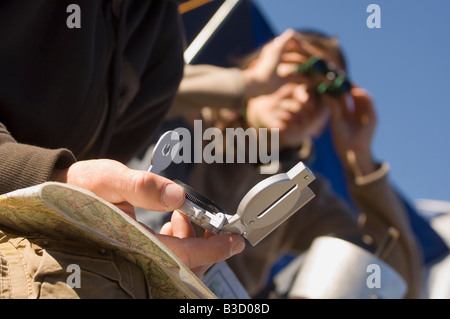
[{"xmin": 0, "ymin": 0, "xmax": 185, "ymax": 193}]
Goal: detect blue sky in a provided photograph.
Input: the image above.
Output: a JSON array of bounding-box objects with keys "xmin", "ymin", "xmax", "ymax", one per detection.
[{"xmin": 253, "ymin": 0, "xmax": 450, "ymax": 203}]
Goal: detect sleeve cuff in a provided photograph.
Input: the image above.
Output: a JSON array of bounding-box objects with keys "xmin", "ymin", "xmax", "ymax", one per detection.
[
  {"xmin": 0, "ymin": 142, "xmax": 76, "ymax": 194},
  {"xmin": 353, "ymin": 162, "xmax": 390, "ymax": 186}
]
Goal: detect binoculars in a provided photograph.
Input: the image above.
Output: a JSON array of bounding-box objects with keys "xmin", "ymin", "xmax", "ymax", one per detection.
[{"xmin": 294, "ymin": 56, "xmax": 351, "ymax": 97}]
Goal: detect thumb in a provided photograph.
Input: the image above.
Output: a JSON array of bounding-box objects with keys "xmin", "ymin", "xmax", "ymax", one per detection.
[{"xmin": 65, "ymin": 159, "xmax": 185, "ymax": 212}]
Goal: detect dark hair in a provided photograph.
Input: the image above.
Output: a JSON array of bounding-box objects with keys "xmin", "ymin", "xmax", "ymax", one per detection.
[
  {"xmin": 294, "ymin": 29, "xmax": 348, "ymax": 72},
  {"xmin": 234, "ymin": 29, "xmax": 348, "ymax": 73}
]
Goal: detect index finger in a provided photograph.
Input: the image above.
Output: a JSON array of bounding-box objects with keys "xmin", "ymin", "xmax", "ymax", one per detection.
[
  {"xmin": 155, "ymin": 233, "xmax": 245, "ymax": 271},
  {"xmin": 121, "ymin": 170, "xmax": 186, "ymax": 212}
]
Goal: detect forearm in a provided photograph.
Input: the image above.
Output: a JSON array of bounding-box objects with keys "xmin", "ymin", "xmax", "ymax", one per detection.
[
  {"xmin": 168, "ymin": 64, "xmax": 246, "ymax": 119},
  {"xmin": 342, "ymin": 149, "xmax": 378, "ymax": 178},
  {"xmin": 347, "ymin": 163, "xmax": 423, "ymax": 298},
  {"xmin": 348, "ymin": 163, "xmax": 412, "ymax": 232}
]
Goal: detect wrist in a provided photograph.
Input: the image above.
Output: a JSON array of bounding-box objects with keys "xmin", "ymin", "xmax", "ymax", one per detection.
[
  {"xmin": 344, "ymin": 149, "xmax": 377, "ymax": 178},
  {"xmin": 242, "ymin": 69, "xmax": 268, "ymax": 101},
  {"xmin": 50, "ymin": 168, "xmax": 69, "ymax": 183}
]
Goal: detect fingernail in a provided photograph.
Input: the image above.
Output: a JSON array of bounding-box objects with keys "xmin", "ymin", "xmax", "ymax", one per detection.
[
  {"xmin": 231, "ymin": 237, "xmax": 246, "ymax": 255},
  {"xmin": 162, "ymin": 183, "xmax": 185, "ymax": 208}
]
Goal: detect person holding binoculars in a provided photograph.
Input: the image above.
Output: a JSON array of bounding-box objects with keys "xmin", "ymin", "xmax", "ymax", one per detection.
[{"xmin": 154, "ymin": 28, "xmax": 423, "ymax": 298}]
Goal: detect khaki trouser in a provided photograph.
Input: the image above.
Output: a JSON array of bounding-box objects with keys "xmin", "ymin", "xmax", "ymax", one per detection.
[{"xmin": 0, "ymin": 229, "xmax": 149, "ymax": 299}]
